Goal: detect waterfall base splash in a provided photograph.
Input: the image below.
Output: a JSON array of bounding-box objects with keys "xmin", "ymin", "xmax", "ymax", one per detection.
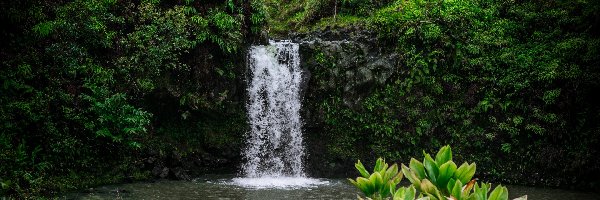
[{"xmin": 231, "ymin": 177, "xmax": 329, "ymax": 189}]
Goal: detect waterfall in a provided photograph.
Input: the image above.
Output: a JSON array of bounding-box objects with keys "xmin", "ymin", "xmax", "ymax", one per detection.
[{"xmin": 242, "ymin": 40, "xmax": 305, "ymax": 178}]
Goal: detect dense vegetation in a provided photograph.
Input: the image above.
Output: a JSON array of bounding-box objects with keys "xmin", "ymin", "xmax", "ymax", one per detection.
[
  {"xmin": 266, "ymin": 0, "xmax": 600, "ymax": 190},
  {"xmin": 1, "ymin": 0, "xmax": 599, "ymax": 198},
  {"xmin": 1, "ymin": 0, "xmax": 265, "ymax": 197}
]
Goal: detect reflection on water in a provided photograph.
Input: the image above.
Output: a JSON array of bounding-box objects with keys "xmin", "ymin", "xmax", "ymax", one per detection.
[{"xmin": 66, "ymin": 175, "xmax": 599, "ymax": 200}]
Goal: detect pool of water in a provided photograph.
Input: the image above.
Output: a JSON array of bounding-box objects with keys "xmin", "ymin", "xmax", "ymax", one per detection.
[{"xmin": 66, "ymin": 175, "xmax": 599, "ymax": 200}]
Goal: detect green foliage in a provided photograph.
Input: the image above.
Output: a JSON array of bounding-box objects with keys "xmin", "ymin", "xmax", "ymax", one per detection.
[
  {"xmin": 264, "ymin": 0, "xmax": 393, "ymax": 34},
  {"xmin": 0, "ymin": 139, "xmax": 50, "ymax": 197},
  {"xmin": 349, "ymin": 158, "xmax": 404, "ymax": 200},
  {"xmin": 351, "ymin": 146, "xmax": 526, "ymax": 200},
  {"xmin": 391, "ymin": 185, "xmax": 417, "ymax": 200},
  {"xmin": 400, "ymin": 146, "xmax": 512, "ymax": 200},
  {"xmin": 1, "ymin": 0, "xmax": 261, "ymax": 197},
  {"xmin": 32, "ymin": 21, "xmax": 54, "ymax": 37},
  {"xmin": 120, "ymin": 3, "xmax": 196, "ymax": 77},
  {"xmin": 207, "ymin": 10, "xmax": 243, "ymax": 53},
  {"xmin": 81, "ymin": 85, "xmax": 151, "ymax": 148},
  {"xmin": 250, "ymin": 0, "xmax": 268, "ymax": 34},
  {"xmin": 306, "ymin": 0, "xmax": 600, "ymax": 189}
]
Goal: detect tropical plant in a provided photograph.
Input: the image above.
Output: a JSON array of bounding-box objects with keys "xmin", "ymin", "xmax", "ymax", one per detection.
[
  {"xmin": 400, "ymin": 145, "xmax": 525, "ymax": 200},
  {"xmin": 349, "ymin": 158, "xmax": 404, "ymax": 200},
  {"xmin": 401, "ymin": 145, "xmax": 475, "ymax": 198},
  {"xmin": 390, "ymin": 185, "xmax": 417, "ymax": 200},
  {"xmin": 350, "ymin": 146, "xmax": 527, "ymax": 200}
]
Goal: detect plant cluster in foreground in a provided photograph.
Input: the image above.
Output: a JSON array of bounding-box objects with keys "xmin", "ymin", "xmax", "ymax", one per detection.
[{"xmin": 349, "ymin": 145, "xmax": 527, "ymax": 200}]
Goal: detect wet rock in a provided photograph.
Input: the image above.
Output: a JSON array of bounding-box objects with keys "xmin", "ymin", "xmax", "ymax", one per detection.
[
  {"xmin": 156, "ymin": 167, "xmax": 169, "ymax": 178},
  {"xmin": 171, "ymin": 167, "xmax": 191, "ymax": 180},
  {"xmin": 297, "ymin": 30, "xmax": 398, "ymax": 109}
]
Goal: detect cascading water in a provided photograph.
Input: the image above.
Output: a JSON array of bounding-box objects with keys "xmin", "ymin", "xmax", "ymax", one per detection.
[
  {"xmin": 243, "ymin": 40, "xmax": 305, "ymax": 177},
  {"xmin": 232, "ymin": 40, "xmax": 326, "ymax": 188}
]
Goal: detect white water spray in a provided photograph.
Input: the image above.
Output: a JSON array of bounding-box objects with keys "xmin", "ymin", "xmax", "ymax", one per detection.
[{"xmin": 242, "ymin": 40, "xmax": 305, "ymax": 178}]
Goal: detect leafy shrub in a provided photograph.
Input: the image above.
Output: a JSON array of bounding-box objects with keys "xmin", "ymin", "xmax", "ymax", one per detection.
[
  {"xmin": 349, "ymin": 158, "xmax": 404, "ymax": 199},
  {"xmin": 399, "ymin": 145, "xmax": 514, "ymax": 200},
  {"xmin": 350, "ymin": 146, "xmax": 527, "ymax": 200}
]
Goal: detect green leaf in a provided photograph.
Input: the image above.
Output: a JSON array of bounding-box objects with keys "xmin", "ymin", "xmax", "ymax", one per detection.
[
  {"xmin": 393, "ymin": 185, "xmax": 417, "ymax": 200},
  {"xmin": 446, "ymin": 178, "xmax": 456, "ymax": 196},
  {"xmin": 129, "ymin": 141, "xmax": 142, "ymax": 149},
  {"xmin": 227, "ymin": 0, "xmax": 235, "ymax": 12},
  {"xmin": 374, "ymin": 158, "xmax": 387, "ymax": 173},
  {"xmin": 356, "ymin": 160, "xmax": 371, "ymax": 178},
  {"xmin": 348, "ymin": 178, "xmax": 358, "ymax": 187},
  {"xmin": 404, "ymin": 185, "xmax": 416, "ymax": 200},
  {"xmin": 410, "ymin": 158, "xmax": 427, "ymax": 179},
  {"xmin": 455, "ymin": 162, "xmax": 476, "ymax": 184},
  {"xmin": 384, "ymin": 163, "xmax": 399, "ymax": 182},
  {"xmin": 392, "ymin": 168, "xmax": 404, "ymax": 185},
  {"xmin": 488, "ymin": 185, "xmax": 508, "ymax": 200},
  {"xmin": 383, "ymin": 164, "xmax": 401, "ymax": 196},
  {"xmin": 420, "ymin": 179, "xmax": 443, "ymax": 200},
  {"xmin": 357, "ymin": 177, "xmax": 375, "ymax": 197},
  {"xmin": 437, "ymin": 160, "xmax": 457, "ymax": 193},
  {"xmin": 435, "ymin": 145, "xmax": 452, "ymax": 166},
  {"xmin": 393, "ymin": 187, "xmax": 407, "ymax": 200},
  {"xmin": 423, "ymin": 152, "xmax": 439, "ymax": 184},
  {"xmin": 402, "ymin": 164, "xmax": 421, "ymax": 189},
  {"xmin": 451, "ymin": 179, "xmax": 463, "ymax": 199},
  {"xmin": 419, "ymin": 179, "xmax": 436, "ymax": 194},
  {"xmin": 370, "ymin": 172, "xmax": 384, "ymax": 195},
  {"xmin": 471, "ymin": 182, "xmax": 490, "ymax": 200}
]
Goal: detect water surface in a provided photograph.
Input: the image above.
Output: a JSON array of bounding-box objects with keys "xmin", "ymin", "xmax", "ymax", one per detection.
[{"xmin": 68, "ymin": 175, "xmax": 599, "ymax": 200}]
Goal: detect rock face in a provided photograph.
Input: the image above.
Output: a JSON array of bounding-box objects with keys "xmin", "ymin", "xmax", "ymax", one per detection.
[
  {"xmin": 292, "ymin": 28, "xmax": 399, "ymax": 110},
  {"xmin": 280, "ymin": 28, "xmax": 400, "ymax": 177},
  {"xmin": 145, "ymin": 149, "xmax": 238, "ymax": 180},
  {"xmin": 304, "ymin": 41, "xmax": 397, "ymax": 107}
]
